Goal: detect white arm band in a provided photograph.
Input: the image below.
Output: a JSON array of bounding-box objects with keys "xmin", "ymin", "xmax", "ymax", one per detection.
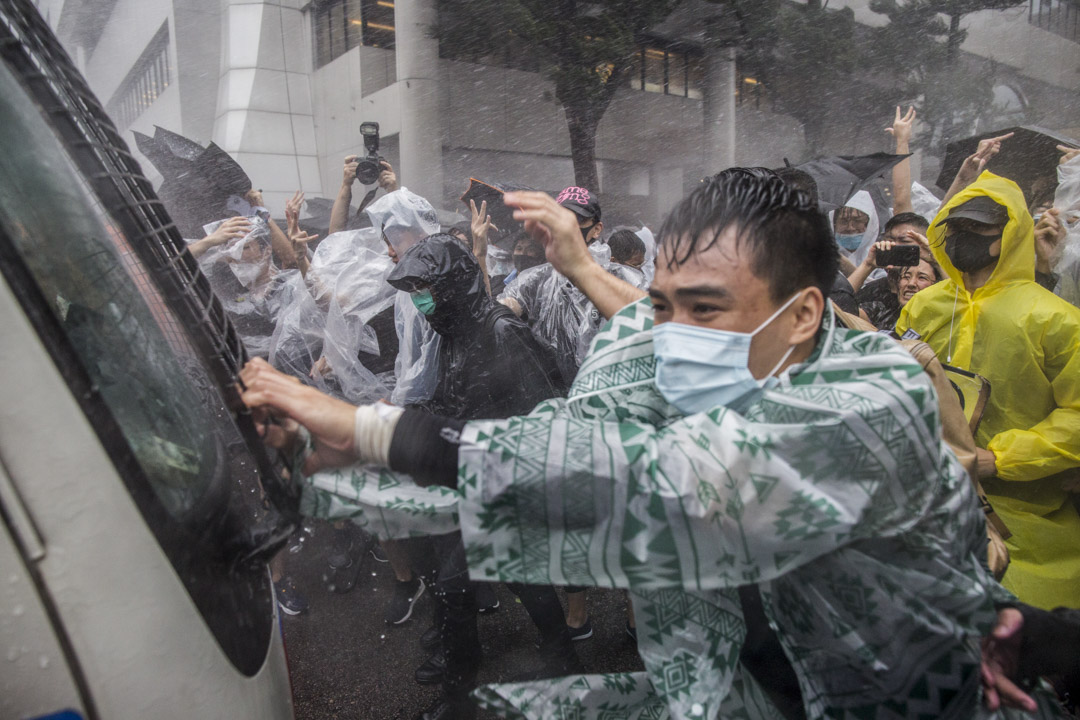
[{"xmin": 353, "ymin": 403, "xmax": 404, "ymax": 467}]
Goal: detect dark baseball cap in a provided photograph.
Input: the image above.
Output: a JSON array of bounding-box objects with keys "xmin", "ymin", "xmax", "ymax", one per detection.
[
  {"xmin": 941, "ymin": 196, "xmax": 1009, "ymax": 227},
  {"xmin": 556, "ymin": 186, "xmax": 601, "ymax": 222}
]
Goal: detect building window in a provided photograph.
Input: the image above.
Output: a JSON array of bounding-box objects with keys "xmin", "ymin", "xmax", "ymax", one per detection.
[
  {"xmin": 106, "ymin": 23, "xmax": 170, "ymax": 130},
  {"xmin": 627, "ymin": 45, "xmax": 703, "ymax": 99},
  {"xmin": 313, "ymin": 0, "xmax": 396, "ymax": 68},
  {"xmin": 1030, "ymin": 0, "xmax": 1080, "ymax": 43}
]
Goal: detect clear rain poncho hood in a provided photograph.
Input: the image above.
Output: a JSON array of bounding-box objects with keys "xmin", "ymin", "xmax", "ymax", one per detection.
[
  {"xmin": 897, "ymin": 170, "xmax": 1080, "ymax": 610},
  {"xmin": 363, "ymin": 186, "xmax": 440, "ymax": 254},
  {"xmin": 829, "ymin": 189, "xmax": 880, "ymax": 266},
  {"xmin": 191, "ymin": 213, "xmax": 290, "ymax": 358}
]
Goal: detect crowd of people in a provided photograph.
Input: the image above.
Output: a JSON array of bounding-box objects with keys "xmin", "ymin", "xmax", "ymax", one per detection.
[{"xmin": 180, "ymin": 107, "xmax": 1080, "ymax": 720}]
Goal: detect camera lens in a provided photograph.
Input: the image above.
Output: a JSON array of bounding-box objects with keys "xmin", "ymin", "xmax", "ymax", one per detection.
[{"xmin": 355, "ymin": 158, "xmax": 380, "ymax": 185}]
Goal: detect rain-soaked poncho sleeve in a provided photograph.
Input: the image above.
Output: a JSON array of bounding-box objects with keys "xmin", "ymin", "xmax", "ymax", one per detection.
[
  {"xmin": 455, "ymin": 300, "xmax": 943, "ymax": 592},
  {"xmin": 985, "ymin": 306, "xmax": 1080, "ymax": 481}
]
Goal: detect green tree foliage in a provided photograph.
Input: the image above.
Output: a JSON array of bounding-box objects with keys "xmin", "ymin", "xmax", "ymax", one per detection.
[
  {"xmin": 867, "ymin": 0, "xmax": 1027, "ymax": 155},
  {"xmin": 436, "ymin": 0, "xmax": 680, "ymax": 190},
  {"xmin": 724, "ymin": 0, "xmax": 862, "ymax": 153}
]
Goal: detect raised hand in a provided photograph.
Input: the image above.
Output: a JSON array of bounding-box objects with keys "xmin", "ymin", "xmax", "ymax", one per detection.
[
  {"xmin": 504, "ymin": 191, "xmax": 592, "ymax": 282},
  {"xmin": 285, "ymin": 190, "xmax": 305, "ymax": 238},
  {"xmin": 206, "ymin": 216, "xmax": 252, "ymax": 247},
  {"xmin": 377, "ymin": 161, "xmax": 399, "ymax": 193},
  {"xmin": 343, "ymin": 155, "xmax": 359, "ymax": 188},
  {"xmin": 886, "ymin": 105, "xmax": 916, "ymax": 148},
  {"xmin": 469, "ymin": 198, "xmax": 499, "ymax": 259},
  {"xmin": 1058, "ymin": 144, "xmax": 1080, "ymax": 166},
  {"xmin": 1034, "ymin": 208, "xmax": 1065, "ymax": 275}
]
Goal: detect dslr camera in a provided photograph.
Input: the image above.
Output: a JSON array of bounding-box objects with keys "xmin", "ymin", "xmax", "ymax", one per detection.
[{"xmin": 355, "ymin": 121, "xmax": 385, "ymax": 185}]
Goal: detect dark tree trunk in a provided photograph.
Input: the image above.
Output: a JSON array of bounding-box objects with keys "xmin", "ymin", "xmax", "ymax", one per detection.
[
  {"xmin": 946, "ymin": 12, "xmax": 962, "ymax": 63},
  {"xmin": 564, "ymin": 102, "xmax": 602, "ymax": 191}
]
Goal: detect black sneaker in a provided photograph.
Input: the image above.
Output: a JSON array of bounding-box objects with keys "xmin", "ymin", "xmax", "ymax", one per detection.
[
  {"xmin": 274, "ymin": 578, "xmax": 309, "ymax": 616},
  {"xmin": 568, "ymin": 617, "xmax": 593, "ymax": 641},
  {"xmin": 384, "ymin": 577, "xmax": 426, "ymax": 625},
  {"xmin": 370, "ymin": 542, "xmax": 389, "ymax": 563},
  {"xmin": 414, "ymin": 650, "xmax": 447, "ymax": 685},
  {"xmin": 420, "ymin": 625, "xmax": 442, "ymax": 652},
  {"xmin": 475, "ymin": 582, "xmax": 500, "ymax": 614}
]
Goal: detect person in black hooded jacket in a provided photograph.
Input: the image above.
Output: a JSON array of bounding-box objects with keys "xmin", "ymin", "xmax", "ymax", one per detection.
[{"xmin": 386, "ymin": 233, "xmax": 576, "ymax": 720}]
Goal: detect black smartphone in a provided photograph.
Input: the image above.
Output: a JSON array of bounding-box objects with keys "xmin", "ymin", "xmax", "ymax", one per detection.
[{"xmin": 876, "ymin": 245, "xmax": 920, "ymax": 267}]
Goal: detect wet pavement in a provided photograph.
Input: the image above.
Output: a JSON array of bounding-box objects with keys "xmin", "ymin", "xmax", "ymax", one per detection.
[{"xmin": 279, "ymin": 520, "xmax": 644, "ymax": 719}]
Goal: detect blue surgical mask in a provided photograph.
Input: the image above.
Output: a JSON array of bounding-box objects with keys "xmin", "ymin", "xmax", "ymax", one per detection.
[
  {"xmin": 653, "ymin": 293, "xmax": 800, "ymax": 415},
  {"xmin": 410, "ymin": 288, "xmax": 436, "ymax": 315},
  {"xmin": 835, "ymin": 232, "xmax": 864, "ymax": 252}
]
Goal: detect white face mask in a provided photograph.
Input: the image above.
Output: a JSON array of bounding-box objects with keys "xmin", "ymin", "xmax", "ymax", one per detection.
[{"xmin": 652, "ymin": 293, "xmax": 800, "ymax": 415}]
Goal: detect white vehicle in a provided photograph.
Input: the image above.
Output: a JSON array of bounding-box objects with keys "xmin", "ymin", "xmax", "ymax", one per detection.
[{"xmin": 0, "ymin": 3, "xmax": 295, "ymax": 717}]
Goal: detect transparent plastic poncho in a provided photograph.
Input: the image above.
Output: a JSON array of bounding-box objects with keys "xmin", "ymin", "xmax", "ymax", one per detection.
[
  {"xmin": 499, "ymin": 242, "xmax": 647, "ymax": 384},
  {"xmin": 1053, "ymin": 154, "xmax": 1080, "ymax": 307},
  {"xmin": 268, "ymin": 228, "xmax": 394, "ymax": 404}
]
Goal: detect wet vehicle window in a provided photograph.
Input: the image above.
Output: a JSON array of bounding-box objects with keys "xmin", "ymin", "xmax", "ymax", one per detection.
[{"xmin": 0, "ymin": 22, "xmax": 276, "ymax": 675}]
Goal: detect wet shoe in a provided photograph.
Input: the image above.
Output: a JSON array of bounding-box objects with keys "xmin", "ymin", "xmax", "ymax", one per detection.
[
  {"xmin": 416, "ymin": 694, "xmax": 476, "ymax": 720},
  {"xmin": 475, "ymin": 582, "xmax": 500, "ymax": 614},
  {"xmin": 326, "ymin": 526, "xmax": 367, "ymax": 594},
  {"xmin": 274, "ymin": 578, "xmax": 309, "ymax": 616},
  {"xmin": 414, "ymin": 650, "xmax": 446, "ymax": 685},
  {"xmin": 384, "ymin": 577, "xmax": 426, "ymax": 625},
  {"xmin": 568, "ymin": 617, "xmax": 593, "ymax": 641},
  {"xmin": 420, "ymin": 625, "xmax": 442, "ymax": 652}
]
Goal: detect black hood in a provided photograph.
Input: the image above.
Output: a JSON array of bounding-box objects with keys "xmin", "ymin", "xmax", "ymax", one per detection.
[{"xmin": 387, "ymin": 233, "xmax": 489, "ymax": 336}]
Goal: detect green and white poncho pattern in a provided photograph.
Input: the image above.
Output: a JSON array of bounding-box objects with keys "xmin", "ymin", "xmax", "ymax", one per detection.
[{"xmin": 298, "ymin": 298, "xmax": 1061, "ymax": 720}]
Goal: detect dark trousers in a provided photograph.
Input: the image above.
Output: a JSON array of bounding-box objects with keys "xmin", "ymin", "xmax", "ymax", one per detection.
[{"xmin": 425, "ymin": 532, "xmax": 576, "ymax": 696}]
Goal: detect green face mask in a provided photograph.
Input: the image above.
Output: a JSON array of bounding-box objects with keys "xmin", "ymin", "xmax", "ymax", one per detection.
[{"xmin": 411, "ymin": 288, "xmax": 436, "ymax": 315}]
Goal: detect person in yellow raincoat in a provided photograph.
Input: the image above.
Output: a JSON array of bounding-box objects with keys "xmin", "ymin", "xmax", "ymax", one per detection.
[{"xmin": 897, "ymin": 171, "xmax": 1080, "ymax": 610}]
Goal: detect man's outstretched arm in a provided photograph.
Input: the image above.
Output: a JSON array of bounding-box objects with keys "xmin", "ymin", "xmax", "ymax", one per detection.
[{"xmin": 504, "ymin": 191, "xmax": 646, "ymax": 320}]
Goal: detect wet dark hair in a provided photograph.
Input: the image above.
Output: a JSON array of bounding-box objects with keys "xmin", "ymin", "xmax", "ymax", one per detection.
[
  {"xmin": 607, "ymin": 229, "xmax": 645, "ymax": 264},
  {"xmin": 659, "ymin": 168, "xmax": 837, "ymax": 302},
  {"xmin": 884, "ymin": 212, "xmax": 929, "ymax": 234},
  {"xmin": 773, "ymin": 167, "xmax": 820, "ymax": 207}
]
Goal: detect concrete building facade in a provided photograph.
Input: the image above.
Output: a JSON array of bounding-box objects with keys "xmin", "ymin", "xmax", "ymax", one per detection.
[{"xmin": 41, "ymin": 0, "xmax": 1080, "ymax": 227}]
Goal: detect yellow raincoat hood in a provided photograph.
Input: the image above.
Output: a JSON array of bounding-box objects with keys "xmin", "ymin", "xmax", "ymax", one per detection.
[
  {"xmin": 928, "ymin": 171, "xmax": 1034, "ymax": 295},
  {"xmin": 897, "ymin": 171, "xmax": 1080, "ymax": 610}
]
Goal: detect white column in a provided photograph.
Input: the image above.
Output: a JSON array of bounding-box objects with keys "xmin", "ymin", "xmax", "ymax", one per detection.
[
  {"xmin": 702, "ymin": 46, "xmax": 736, "ymax": 175},
  {"xmin": 394, "ymin": 0, "xmax": 444, "ymax": 207},
  {"xmin": 212, "ymin": 0, "xmax": 322, "ymax": 211}
]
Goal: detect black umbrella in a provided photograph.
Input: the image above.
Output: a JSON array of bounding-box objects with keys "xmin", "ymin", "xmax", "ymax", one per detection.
[
  {"xmin": 460, "ymin": 178, "xmax": 539, "ymax": 249},
  {"xmin": 793, "ymin": 152, "xmax": 912, "ymax": 213},
  {"xmin": 936, "ymin": 126, "xmax": 1079, "ymax": 203},
  {"xmin": 195, "ymin": 142, "xmax": 252, "ymax": 198},
  {"xmin": 133, "ymin": 129, "xmax": 195, "ymax": 180},
  {"xmin": 153, "ymin": 125, "xmax": 205, "ymax": 161},
  {"xmin": 130, "ymin": 127, "xmax": 254, "ymax": 237}
]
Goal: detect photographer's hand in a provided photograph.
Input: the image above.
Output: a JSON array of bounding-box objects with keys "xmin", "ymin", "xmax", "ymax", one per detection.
[
  {"xmin": 330, "ymin": 156, "xmax": 360, "ymax": 235},
  {"xmin": 378, "ymin": 161, "xmax": 399, "ymax": 193},
  {"xmin": 342, "ymin": 155, "xmax": 359, "ymax": 189}
]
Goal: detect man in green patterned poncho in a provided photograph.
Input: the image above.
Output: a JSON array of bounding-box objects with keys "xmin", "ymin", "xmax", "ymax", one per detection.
[{"xmin": 240, "ymin": 172, "xmax": 1061, "ymax": 720}]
